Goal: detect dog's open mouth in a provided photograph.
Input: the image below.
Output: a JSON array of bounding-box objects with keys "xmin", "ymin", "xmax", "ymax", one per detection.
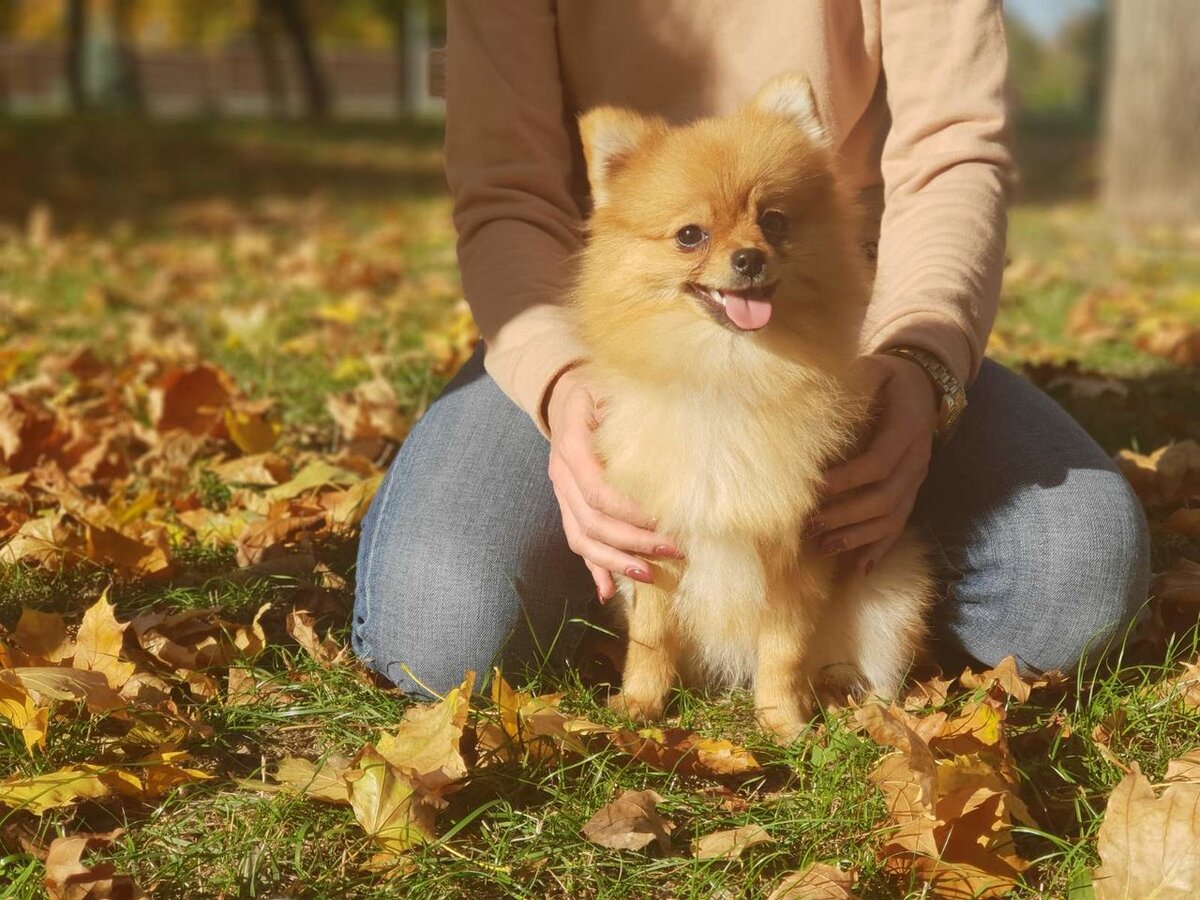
[{"xmin": 686, "ymin": 283, "xmax": 777, "ymax": 331}]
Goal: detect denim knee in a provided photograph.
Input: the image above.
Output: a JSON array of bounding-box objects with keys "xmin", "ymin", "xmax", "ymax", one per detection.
[{"xmin": 945, "ymin": 468, "xmax": 1150, "ymax": 673}]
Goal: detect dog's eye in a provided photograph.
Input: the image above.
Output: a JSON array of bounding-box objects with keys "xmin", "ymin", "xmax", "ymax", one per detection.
[
  {"xmin": 758, "ymin": 210, "xmax": 788, "ymax": 237},
  {"xmin": 675, "ymin": 225, "xmax": 707, "ymax": 249}
]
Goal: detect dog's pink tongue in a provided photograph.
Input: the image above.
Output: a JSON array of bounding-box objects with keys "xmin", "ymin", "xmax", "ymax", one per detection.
[{"xmin": 722, "ymin": 292, "xmax": 773, "ymax": 331}]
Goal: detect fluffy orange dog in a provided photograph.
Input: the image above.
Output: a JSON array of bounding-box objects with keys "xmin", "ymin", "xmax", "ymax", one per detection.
[{"xmin": 571, "ymin": 75, "xmax": 933, "ymax": 741}]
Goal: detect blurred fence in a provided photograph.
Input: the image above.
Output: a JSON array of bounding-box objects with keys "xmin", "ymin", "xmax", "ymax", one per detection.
[{"xmin": 0, "ymin": 40, "xmax": 444, "ymax": 117}]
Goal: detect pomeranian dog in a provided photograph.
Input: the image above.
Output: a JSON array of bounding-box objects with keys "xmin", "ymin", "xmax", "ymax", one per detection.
[{"xmin": 570, "ymin": 75, "xmax": 933, "ymax": 741}]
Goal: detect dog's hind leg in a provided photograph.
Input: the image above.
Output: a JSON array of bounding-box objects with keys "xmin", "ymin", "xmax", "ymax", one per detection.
[{"xmin": 805, "ymin": 533, "xmax": 933, "ymax": 706}]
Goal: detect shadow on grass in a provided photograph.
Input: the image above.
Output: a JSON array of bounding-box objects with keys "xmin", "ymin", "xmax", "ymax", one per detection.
[{"xmin": 0, "ymin": 115, "xmax": 448, "ymax": 230}]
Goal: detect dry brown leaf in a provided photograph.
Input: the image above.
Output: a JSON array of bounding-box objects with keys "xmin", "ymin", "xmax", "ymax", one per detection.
[
  {"xmin": 73, "ymin": 591, "xmax": 136, "ymax": 690},
  {"xmin": 1166, "ymin": 750, "xmax": 1200, "ymax": 783},
  {"xmin": 1116, "ymin": 441, "xmax": 1200, "ymax": 506},
  {"xmin": 581, "ymin": 789, "xmax": 671, "ymax": 853},
  {"xmin": 1, "ymin": 667, "xmax": 125, "ymax": 715},
  {"xmin": 768, "ymin": 862, "xmax": 860, "ymax": 899},
  {"xmin": 210, "ymin": 452, "xmax": 291, "ymax": 486},
  {"xmin": 1092, "ymin": 762, "xmax": 1200, "ymax": 899},
  {"xmin": 1161, "ymin": 508, "xmax": 1200, "ymax": 537},
  {"xmin": 1154, "ymin": 559, "xmax": 1200, "ymax": 604},
  {"xmin": 0, "ymin": 511, "xmax": 85, "ymax": 570},
  {"xmin": 285, "ymin": 608, "xmax": 344, "ymax": 665},
  {"xmin": 607, "ymin": 727, "xmax": 763, "ymax": 780},
  {"xmin": 149, "ymin": 363, "xmax": 236, "ymax": 436},
  {"xmin": 43, "ymin": 828, "xmax": 148, "ymax": 900},
  {"xmin": 691, "ymin": 823, "xmax": 773, "ymax": 859},
  {"xmin": 325, "ymin": 377, "xmax": 407, "ymax": 458},
  {"xmin": 274, "ymin": 754, "xmax": 352, "ymax": 804}
]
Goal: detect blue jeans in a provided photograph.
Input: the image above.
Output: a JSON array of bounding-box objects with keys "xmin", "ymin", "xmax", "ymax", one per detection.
[{"xmin": 352, "ymin": 347, "xmax": 1150, "ymax": 696}]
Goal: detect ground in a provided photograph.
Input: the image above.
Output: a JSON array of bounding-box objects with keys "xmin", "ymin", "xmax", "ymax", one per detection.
[{"xmin": 0, "ymin": 117, "xmax": 1198, "ymax": 899}]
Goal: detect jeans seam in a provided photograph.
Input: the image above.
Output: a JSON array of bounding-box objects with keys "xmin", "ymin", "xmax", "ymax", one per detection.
[{"xmin": 356, "ymin": 446, "xmax": 411, "ymax": 662}]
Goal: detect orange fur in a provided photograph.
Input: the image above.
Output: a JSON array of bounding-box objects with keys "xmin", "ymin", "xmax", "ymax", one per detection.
[{"xmin": 572, "ymin": 75, "xmax": 933, "ymax": 741}]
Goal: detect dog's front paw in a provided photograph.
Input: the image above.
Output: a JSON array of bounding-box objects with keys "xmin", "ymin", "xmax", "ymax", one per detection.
[
  {"xmin": 755, "ymin": 699, "xmax": 814, "ymax": 745},
  {"xmin": 607, "ymin": 691, "xmax": 665, "ymax": 723}
]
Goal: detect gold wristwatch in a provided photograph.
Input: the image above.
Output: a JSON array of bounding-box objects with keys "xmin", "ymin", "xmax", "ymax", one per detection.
[{"xmin": 883, "ymin": 346, "xmax": 967, "ymax": 441}]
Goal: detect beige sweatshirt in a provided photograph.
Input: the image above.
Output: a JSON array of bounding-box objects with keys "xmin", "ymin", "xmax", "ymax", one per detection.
[{"xmin": 445, "ymin": 0, "xmax": 1014, "ymax": 433}]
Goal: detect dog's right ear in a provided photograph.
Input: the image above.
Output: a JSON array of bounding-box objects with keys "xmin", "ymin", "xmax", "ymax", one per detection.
[{"xmin": 579, "ymin": 108, "xmax": 661, "ymax": 208}]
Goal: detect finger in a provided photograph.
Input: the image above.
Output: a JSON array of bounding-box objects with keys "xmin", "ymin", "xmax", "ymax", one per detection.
[
  {"xmin": 558, "ymin": 427, "xmax": 651, "ymax": 526},
  {"xmin": 560, "ymin": 469, "xmax": 679, "ymax": 557},
  {"xmin": 555, "ymin": 482, "xmax": 654, "ymax": 584},
  {"xmin": 817, "ymin": 445, "xmax": 927, "ymax": 533},
  {"xmin": 587, "ymin": 559, "xmax": 617, "ymax": 603},
  {"xmin": 855, "ymin": 531, "xmax": 901, "ymax": 578},
  {"xmin": 818, "ymin": 485, "xmax": 919, "ymax": 555},
  {"xmin": 822, "ymin": 422, "xmax": 913, "ymax": 497}
]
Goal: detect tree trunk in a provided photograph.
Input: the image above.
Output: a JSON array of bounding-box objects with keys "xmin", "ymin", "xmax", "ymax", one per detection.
[
  {"xmin": 391, "ymin": 0, "xmax": 407, "ymax": 115},
  {"xmin": 254, "ymin": 0, "xmax": 287, "ymax": 119},
  {"xmin": 113, "ymin": 0, "xmax": 144, "ymax": 112},
  {"xmin": 1103, "ymin": 0, "xmax": 1200, "ymax": 226},
  {"xmin": 274, "ymin": 0, "xmax": 329, "ymax": 119},
  {"xmin": 65, "ymin": 0, "xmax": 87, "ymax": 111}
]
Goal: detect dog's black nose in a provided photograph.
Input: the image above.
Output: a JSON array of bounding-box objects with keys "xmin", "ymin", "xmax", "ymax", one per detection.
[{"xmin": 731, "ymin": 248, "xmax": 765, "ymax": 278}]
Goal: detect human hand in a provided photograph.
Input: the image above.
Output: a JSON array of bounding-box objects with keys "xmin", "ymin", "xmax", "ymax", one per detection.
[
  {"xmin": 546, "ymin": 370, "xmax": 682, "ymax": 601},
  {"xmin": 810, "ymin": 353, "xmax": 940, "ymax": 576}
]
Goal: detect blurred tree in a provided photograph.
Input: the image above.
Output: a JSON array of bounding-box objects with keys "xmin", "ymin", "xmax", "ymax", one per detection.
[
  {"xmin": 1104, "ymin": 0, "xmax": 1200, "ymax": 226},
  {"xmin": 113, "ymin": 0, "xmax": 144, "ymax": 111},
  {"xmin": 265, "ymin": 0, "xmax": 329, "ymax": 118},
  {"xmin": 253, "ymin": 0, "xmax": 287, "ymax": 117},
  {"xmin": 65, "ymin": 0, "xmax": 86, "ymax": 111}
]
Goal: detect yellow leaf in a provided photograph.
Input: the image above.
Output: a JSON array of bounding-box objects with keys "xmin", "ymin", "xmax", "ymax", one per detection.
[
  {"xmin": 375, "ymin": 672, "xmax": 473, "ymax": 795},
  {"xmin": 73, "ymin": 590, "xmax": 137, "ymax": 690},
  {"xmin": 0, "ymin": 767, "xmax": 110, "ymax": 814},
  {"xmin": 692, "ymin": 823, "xmax": 773, "ymax": 860},
  {"xmin": 223, "ymin": 403, "xmax": 281, "ymax": 455},
  {"xmin": 11, "ymin": 608, "xmax": 74, "ymax": 663},
  {"xmin": 274, "ymin": 754, "xmax": 352, "ymax": 804},
  {"xmin": 0, "ymin": 678, "xmax": 48, "ymax": 753},
  {"xmin": 345, "ymin": 746, "xmax": 434, "ymax": 855}
]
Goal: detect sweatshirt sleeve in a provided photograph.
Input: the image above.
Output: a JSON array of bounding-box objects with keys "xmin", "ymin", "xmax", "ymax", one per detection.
[
  {"xmin": 861, "ymin": 0, "xmax": 1015, "ymax": 385},
  {"xmin": 444, "ymin": 0, "xmax": 588, "ymax": 435}
]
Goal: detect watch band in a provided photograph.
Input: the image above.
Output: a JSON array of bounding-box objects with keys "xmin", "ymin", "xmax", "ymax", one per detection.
[{"xmin": 882, "ymin": 346, "xmax": 968, "ymax": 441}]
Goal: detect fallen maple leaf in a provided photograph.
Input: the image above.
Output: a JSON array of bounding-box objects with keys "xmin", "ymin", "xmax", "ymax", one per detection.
[
  {"xmin": 73, "ymin": 590, "xmax": 137, "ymax": 690},
  {"xmin": 1154, "ymin": 559, "xmax": 1200, "ymax": 604},
  {"xmin": 1092, "ymin": 762, "xmax": 1200, "ymax": 899},
  {"xmin": 768, "ymin": 862, "xmax": 860, "ymax": 899},
  {"xmin": 691, "ymin": 823, "xmax": 773, "ymax": 860},
  {"xmin": 960, "ymin": 656, "xmax": 1032, "ymax": 703},
  {"xmin": 285, "ymin": 608, "xmax": 344, "ymax": 665},
  {"xmin": 273, "ymin": 754, "xmax": 353, "ymax": 804},
  {"xmin": 10, "ymin": 607, "xmax": 74, "ymax": 663},
  {"xmin": 375, "ymin": 672, "xmax": 473, "ymax": 795},
  {"xmin": 43, "ymin": 828, "xmax": 147, "ymax": 900},
  {"xmin": 345, "ymin": 746, "xmax": 435, "ymax": 855},
  {"xmin": 581, "ymin": 789, "xmax": 672, "ymax": 853}
]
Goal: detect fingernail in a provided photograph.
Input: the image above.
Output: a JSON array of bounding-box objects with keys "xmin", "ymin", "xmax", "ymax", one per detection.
[
  {"xmin": 804, "ymin": 520, "xmax": 826, "ymax": 538},
  {"xmin": 864, "ymin": 559, "xmax": 875, "ymax": 576},
  {"xmin": 653, "ymin": 544, "xmax": 684, "ymax": 559},
  {"xmin": 625, "ymin": 566, "xmax": 653, "ymax": 584},
  {"xmin": 821, "ymin": 538, "xmax": 847, "ymax": 555}
]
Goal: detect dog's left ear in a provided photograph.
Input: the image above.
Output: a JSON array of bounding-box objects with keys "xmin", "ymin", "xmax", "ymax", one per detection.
[
  {"xmin": 751, "ymin": 74, "xmax": 828, "ymax": 146},
  {"xmin": 579, "ymin": 107, "xmax": 662, "ymax": 208}
]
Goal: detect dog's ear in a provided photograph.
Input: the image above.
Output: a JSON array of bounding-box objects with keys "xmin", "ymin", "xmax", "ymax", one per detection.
[
  {"xmin": 751, "ymin": 74, "xmax": 827, "ymax": 145},
  {"xmin": 579, "ymin": 107, "xmax": 661, "ymax": 208}
]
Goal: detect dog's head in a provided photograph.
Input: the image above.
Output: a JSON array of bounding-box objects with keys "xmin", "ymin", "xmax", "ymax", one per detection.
[{"xmin": 575, "ymin": 75, "xmax": 867, "ymax": 379}]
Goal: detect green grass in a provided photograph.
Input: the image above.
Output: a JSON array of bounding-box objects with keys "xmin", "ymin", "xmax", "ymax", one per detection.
[{"xmin": 0, "ymin": 115, "xmax": 1198, "ymax": 898}]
